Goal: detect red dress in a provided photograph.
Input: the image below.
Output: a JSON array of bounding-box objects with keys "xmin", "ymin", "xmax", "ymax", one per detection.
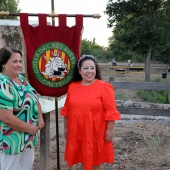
[{"xmin": 61, "ymin": 80, "xmax": 121, "ymax": 170}]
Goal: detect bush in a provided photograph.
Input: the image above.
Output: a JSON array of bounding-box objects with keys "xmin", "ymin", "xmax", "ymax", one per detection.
[
  {"xmin": 137, "ymin": 78, "xmax": 169, "ymax": 104},
  {"xmin": 137, "ymin": 90, "xmax": 168, "ymax": 104}
]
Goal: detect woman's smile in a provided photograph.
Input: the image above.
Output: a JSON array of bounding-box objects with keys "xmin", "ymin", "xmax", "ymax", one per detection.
[{"xmin": 79, "ymin": 60, "xmax": 96, "ymax": 85}]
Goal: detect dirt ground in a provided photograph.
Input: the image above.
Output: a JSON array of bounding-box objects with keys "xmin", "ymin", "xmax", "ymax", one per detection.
[
  {"xmin": 33, "ymin": 116, "xmax": 170, "ymax": 170},
  {"xmin": 33, "ymin": 70, "xmax": 170, "ymax": 170}
]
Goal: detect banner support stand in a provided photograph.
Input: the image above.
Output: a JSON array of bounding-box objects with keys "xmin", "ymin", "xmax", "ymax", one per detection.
[
  {"xmin": 55, "ymin": 97, "xmax": 60, "ymax": 169},
  {"xmin": 51, "ymin": 1, "xmax": 60, "ymax": 169},
  {"xmin": 51, "ymin": 0, "xmax": 55, "ymax": 26},
  {"xmin": 0, "ymin": 11, "xmax": 101, "ymax": 19}
]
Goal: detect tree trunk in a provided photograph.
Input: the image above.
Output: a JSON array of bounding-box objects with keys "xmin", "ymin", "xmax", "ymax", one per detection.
[{"xmin": 145, "ymin": 45, "xmax": 151, "ymax": 82}]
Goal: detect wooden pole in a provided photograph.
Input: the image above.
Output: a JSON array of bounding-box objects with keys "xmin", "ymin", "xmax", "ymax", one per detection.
[
  {"xmin": 50, "ymin": 1, "xmax": 60, "ymax": 169},
  {"xmin": 51, "ymin": 0, "xmax": 55, "ymax": 26},
  {"xmin": 40, "ymin": 113, "xmax": 50, "ymax": 170},
  {"xmin": 55, "ymin": 97, "xmax": 60, "ymax": 169},
  {"xmin": 51, "ymin": 1, "xmax": 60, "ymax": 169},
  {"xmin": 0, "ymin": 11, "xmax": 101, "ymax": 18}
]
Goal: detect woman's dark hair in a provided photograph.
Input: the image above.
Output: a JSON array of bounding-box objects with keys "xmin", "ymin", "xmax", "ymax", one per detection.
[
  {"xmin": 72, "ymin": 54, "xmax": 102, "ymax": 82},
  {"xmin": 0, "ymin": 47, "xmax": 22, "ymax": 72}
]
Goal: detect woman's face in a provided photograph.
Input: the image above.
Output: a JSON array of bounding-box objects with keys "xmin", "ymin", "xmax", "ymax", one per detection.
[
  {"xmin": 3, "ymin": 52, "xmax": 22, "ymax": 76},
  {"xmin": 79, "ymin": 59, "xmax": 96, "ymax": 83}
]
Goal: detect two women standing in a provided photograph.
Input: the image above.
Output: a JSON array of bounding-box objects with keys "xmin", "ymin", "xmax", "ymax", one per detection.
[{"xmin": 0, "ymin": 47, "xmax": 120, "ymax": 170}]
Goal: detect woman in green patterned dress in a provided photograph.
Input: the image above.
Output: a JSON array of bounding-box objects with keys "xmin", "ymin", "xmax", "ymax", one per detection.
[{"xmin": 0, "ymin": 47, "xmax": 45, "ymax": 170}]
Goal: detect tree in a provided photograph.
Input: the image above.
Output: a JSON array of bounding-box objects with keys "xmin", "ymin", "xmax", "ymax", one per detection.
[
  {"xmin": 0, "ymin": 0, "xmax": 20, "ymax": 20},
  {"xmin": 105, "ymin": 0, "xmax": 170, "ymax": 81},
  {"xmin": 108, "ymin": 33, "xmax": 142, "ymax": 62},
  {"xmin": 81, "ymin": 39, "xmax": 112, "ymax": 62}
]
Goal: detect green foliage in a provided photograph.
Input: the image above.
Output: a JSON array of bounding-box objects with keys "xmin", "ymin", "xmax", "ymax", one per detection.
[
  {"xmin": 137, "ymin": 78, "xmax": 169, "ymax": 103},
  {"xmin": 108, "ymin": 35, "xmax": 144, "ymax": 62},
  {"xmin": 155, "ymin": 77, "xmax": 161, "ymax": 82},
  {"xmin": 153, "ymin": 50, "xmax": 170, "ymax": 65},
  {"xmin": 81, "ymin": 39, "xmax": 113, "ymax": 62},
  {"xmin": 168, "ymin": 91, "xmax": 170, "ymax": 104},
  {"xmin": 105, "ymin": 0, "xmax": 170, "ymax": 64},
  {"xmin": 0, "ymin": 0, "xmax": 20, "ymax": 20},
  {"xmin": 81, "ymin": 39, "xmax": 93, "ymax": 55},
  {"xmin": 137, "ymin": 90, "xmax": 169, "ymax": 104}
]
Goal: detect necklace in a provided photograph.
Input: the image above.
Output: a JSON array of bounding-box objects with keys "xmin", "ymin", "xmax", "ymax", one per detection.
[
  {"xmin": 2, "ymin": 71, "xmax": 14, "ymax": 79},
  {"xmin": 2, "ymin": 72, "xmax": 22, "ymax": 85}
]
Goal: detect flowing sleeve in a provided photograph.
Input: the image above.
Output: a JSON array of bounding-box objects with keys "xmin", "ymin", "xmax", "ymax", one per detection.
[
  {"xmin": 60, "ymin": 86, "xmax": 71, "ymax": 117},
  {"xmin": 101, "ymin": 82, "xmax": 121, "ymax": 121}
]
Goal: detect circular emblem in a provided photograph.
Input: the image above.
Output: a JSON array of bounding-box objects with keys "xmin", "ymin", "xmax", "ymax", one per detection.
[{"xmin": 32, "ymin": 42, "xmax": 76, "ymax": 88}]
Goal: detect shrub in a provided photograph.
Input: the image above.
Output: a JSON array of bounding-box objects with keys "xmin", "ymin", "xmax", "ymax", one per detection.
[{"xmin": 137, "ymin": 90, "xmax": 168, "ymax": 104}]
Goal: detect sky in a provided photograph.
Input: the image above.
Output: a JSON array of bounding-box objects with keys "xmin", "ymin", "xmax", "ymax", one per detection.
[{"xmin": 18, "ymin": 0, "xmax": 113, "ymax": 47}]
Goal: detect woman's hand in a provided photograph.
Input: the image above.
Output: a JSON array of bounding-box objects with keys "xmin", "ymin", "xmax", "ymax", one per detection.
[
  {"xmin": 105, "ymin": 128, "xmax": 113, "ymax": 143},
  {"xmin": 37, "ymin": 101, "xmax": 45, "ymax": 130},
  {"xmin": 105, "ymin": 121, "xmax": 115, "ymax": 143},
  {"xmin": 64, "ymin": 126, "xmax": 68, "ymax": 139},
  {"xmin": 38, "ymin": 117, "xmax": 45, "ymax": 130},
  {"xmin": 28, "ymin": 124, "xmax": 39, "ymax": 136},
  {"xmin": 64, "ymin": 117, "xmax": 68, "ymax": 140}
]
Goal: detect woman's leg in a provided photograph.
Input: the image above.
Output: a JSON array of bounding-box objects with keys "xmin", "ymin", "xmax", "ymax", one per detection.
[
  {"xmin": 19, "ymin": 148, "xmax": 34, "ymax": 170},
  {"xmin": 81, "ymin": 164, "xmax": 86, "ymax": 170},
  {"xmin": 93, "ymin": 165, "xmax": 102, "ymax": 170},
  {"xmin": 0, "ymin": 148, "xmax": 34, "ymax": 170},
  {"xmin": 81, "ymin": 164, "xmax": 102, "ymax": 170},
  {"xmin": 0, "ymin": 152, "xmax": 21, "ymax": 170}
]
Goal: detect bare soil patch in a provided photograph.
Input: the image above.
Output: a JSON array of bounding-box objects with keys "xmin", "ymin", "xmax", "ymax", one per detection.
[
  {"xmin": 33, "ymin": 71, "xmax": 170, "ymax": 170},
  {"xmin": 113, "ymin": 121, "xmax": 170, "ymax": 170},
  {"xmin": 33, "ymin": 117, "xmax": 170, "ymax": 170}
]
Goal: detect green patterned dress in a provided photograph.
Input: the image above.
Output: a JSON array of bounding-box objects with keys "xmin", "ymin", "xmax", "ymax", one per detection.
[{"xmin": 0, "ymin": 74, "xmax": 39, "ymax": 155}]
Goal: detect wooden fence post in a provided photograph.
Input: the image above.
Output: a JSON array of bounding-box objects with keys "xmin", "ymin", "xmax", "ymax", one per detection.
[
  {"xmin": 40, "ymin": 112, "xmax": 51, "ymax": 170},
  {"xmin": 109, "ymin": 76, "xmax": 115, "ymax": 82}
]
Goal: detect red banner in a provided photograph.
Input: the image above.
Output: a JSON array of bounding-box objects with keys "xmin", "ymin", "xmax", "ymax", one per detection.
[{"xmin": 19, "ymin": 13, "xmax": 83, "ymax": 97}]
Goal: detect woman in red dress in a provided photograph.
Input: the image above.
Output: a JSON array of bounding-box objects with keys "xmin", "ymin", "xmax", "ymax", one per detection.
[{"xmin": 61, "ymin": 55, "xmax": 121, "ymax": 170}]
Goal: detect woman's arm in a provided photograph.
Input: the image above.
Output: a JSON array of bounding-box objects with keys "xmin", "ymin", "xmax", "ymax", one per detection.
[
  {"xmin": 37, "ymin": 101, "xmax": 45, "ymax": 130},
  {"xmin": 64, "ymin": 117, "xmax": 68, "ymax": 139},
  {"xmin": 0, "ymin": 109, "xmax": 39, "ymax": 135},
  {"xmin": 105, "ymin": 121, "xmax": 115, "ymax": 143}
]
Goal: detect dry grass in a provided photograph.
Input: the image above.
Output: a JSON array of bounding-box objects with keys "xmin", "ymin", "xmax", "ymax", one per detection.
[{"xmin": 113, "ymin": 122, "xmax": 170, "ymax": 170}]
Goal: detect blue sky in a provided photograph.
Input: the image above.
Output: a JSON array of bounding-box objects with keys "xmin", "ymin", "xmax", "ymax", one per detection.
[{"xmin": 18, "ymin": 0, "xmax": 113, "ymax": 47}]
